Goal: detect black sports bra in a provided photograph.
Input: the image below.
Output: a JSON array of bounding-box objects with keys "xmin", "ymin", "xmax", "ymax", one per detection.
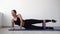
[{"xmin": 14, "ymin": 17, "xmax": 21, "ymax": 25}]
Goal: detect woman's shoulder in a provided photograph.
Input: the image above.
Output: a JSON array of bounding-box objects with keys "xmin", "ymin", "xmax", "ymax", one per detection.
[
  {"xmin": 11, "ymin": 18, "xmax": 14, "ymax": 22},
  {"xmin": 17, "ymin": 14, "xmax": 21, "ymax": 18}
]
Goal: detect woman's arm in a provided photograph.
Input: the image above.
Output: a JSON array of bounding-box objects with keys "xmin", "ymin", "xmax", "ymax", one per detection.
[
  {"xmin": 11, "ymin": 19, "xmax": 14, "ymax": 30},
  {"xmin": 18, "ymin": 14, "xmax": 24, "ymax": 29}
]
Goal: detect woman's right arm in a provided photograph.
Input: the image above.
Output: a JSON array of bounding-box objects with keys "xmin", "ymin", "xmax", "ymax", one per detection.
[{"xmin": 11, "ymin": 19, "xmax": 14, "ymax": 30}]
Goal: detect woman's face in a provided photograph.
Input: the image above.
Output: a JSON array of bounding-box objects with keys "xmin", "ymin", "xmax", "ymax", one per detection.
[{"xmin": 11, "ymin": 11, "xmax": 16, "ymax": 17}]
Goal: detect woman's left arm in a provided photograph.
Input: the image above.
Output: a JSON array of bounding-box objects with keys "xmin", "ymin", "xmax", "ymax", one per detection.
[{"xmin": 18, "ymin": 14, "xmax": 24, "ymax": 29}]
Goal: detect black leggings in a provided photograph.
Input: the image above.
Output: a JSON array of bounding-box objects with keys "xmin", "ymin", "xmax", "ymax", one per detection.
[{"xmin": 17, "ymin": 19, "xmax": 56, "ymax": 30}]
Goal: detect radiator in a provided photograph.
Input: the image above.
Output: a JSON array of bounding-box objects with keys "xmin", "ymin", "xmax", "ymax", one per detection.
[{"xmin": 0, "ymin": 12, "xmax": 3, "ymax": 28}]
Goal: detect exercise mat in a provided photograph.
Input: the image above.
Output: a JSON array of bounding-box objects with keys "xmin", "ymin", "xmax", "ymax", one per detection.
[{"xmin": 9, "ymin": 27, "xmax": 60, "ymax": 31}]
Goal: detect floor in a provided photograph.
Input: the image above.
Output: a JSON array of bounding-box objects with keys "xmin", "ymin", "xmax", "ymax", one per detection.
[{"xmin": 0, "ymin": 27, "xmax": 60, "ymax": 34}]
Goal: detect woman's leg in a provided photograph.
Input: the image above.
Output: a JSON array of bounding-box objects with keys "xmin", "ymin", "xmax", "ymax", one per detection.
[
  {"xmin": 23, "ymin": 19, "xmax": 44, "ymax": 30},
  {"xmin": 24, "ymin": 19, "xmax": 43, "ymax": 24},
  {"xmin": 24, "ymin": 19, "xmax": 55, "ymax": 24},
  {"xmin": 23, "ymin": 19, "xmax": 56, "ymax": 30}
]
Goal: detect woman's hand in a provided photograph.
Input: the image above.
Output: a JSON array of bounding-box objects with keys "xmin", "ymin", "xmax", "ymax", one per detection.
[
  {"xmin": 12, "ymin": 27, "xmax": 14, "ymax": 31},
  {"xmin": 20, "ymin": 26, "xmax": 22, "ymax": 30}
]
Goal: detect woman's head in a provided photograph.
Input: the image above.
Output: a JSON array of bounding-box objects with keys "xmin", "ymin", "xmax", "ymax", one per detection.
[{"xmin": 11, "ymin": 9, "xmax": 17, "ymax": 17}]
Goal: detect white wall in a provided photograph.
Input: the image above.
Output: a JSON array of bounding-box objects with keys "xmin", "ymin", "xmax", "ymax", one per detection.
[{"xmin": 0, "ymin": 0, "xmax": 60, "ymax": 27}]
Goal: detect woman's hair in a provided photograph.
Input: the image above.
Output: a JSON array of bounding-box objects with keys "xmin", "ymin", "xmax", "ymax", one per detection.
[{"xmin": 12, "ymin": 10, "xmax": 17, "ymax": 13}]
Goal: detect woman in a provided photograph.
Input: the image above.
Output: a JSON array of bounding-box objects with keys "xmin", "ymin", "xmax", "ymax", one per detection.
[{"xmin": 11, "ymin": 10, "xmax": 56, "ymax": 30}]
